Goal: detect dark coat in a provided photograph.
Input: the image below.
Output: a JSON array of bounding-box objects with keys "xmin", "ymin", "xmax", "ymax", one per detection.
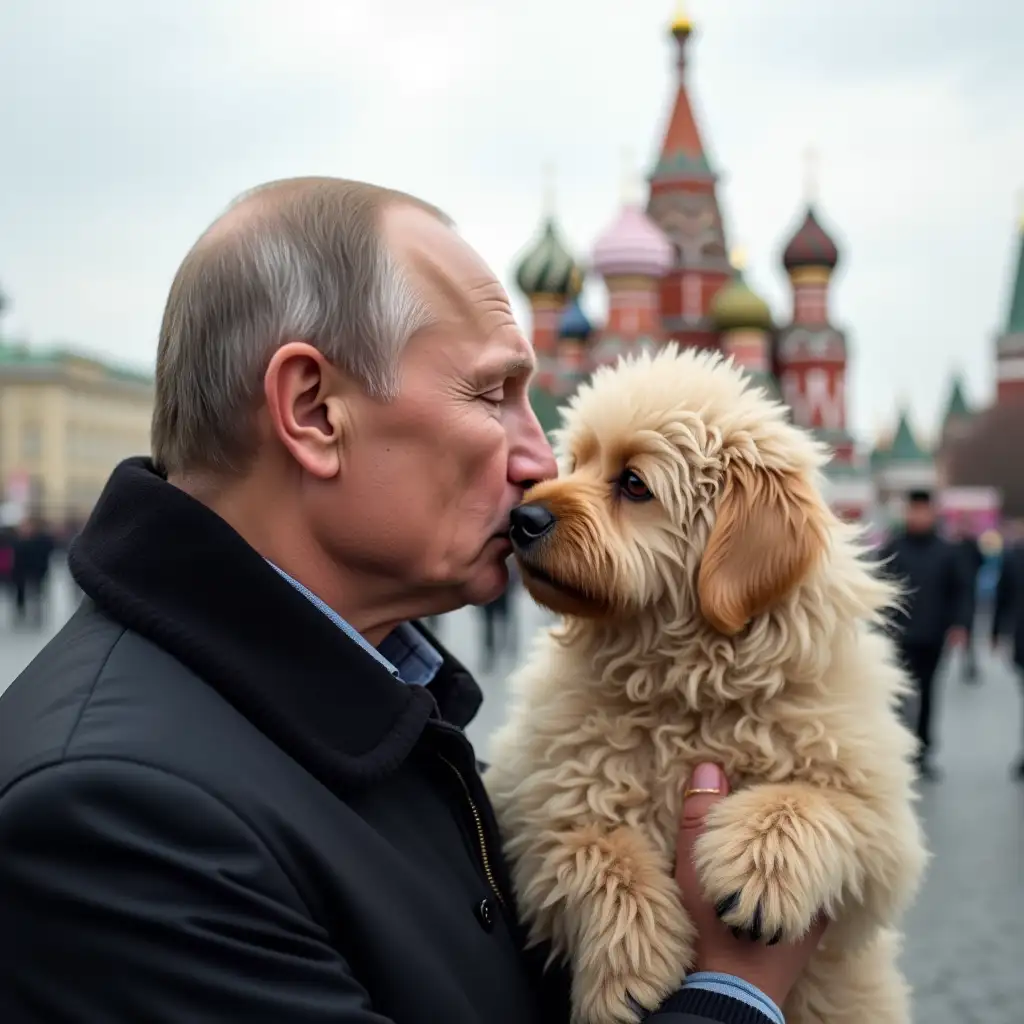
[
  {"xmin": 993, "ymin": 542, "xmax": 1024, "ymax": 670},
  {"xmin": 0, "ymin": 458, "xmax": 751, "ymax": 1024},
  {"xmin": 878, "ymin": 529, "xmax": 973, "ymax": 647}
]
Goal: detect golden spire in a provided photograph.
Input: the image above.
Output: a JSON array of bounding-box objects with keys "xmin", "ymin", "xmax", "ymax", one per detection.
[
  {"xmin": 730, "ymin": 246, "xmax": 747, "ymax": 272},
  {"xmin": 671, "ymin": 0, "xmax": 692, "ymax": 33},
  {"xmin": 802, "ymin": 145, "xmax": 819, "ymax": 205}
]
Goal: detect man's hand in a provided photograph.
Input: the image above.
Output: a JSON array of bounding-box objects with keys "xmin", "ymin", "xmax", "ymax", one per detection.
[{"xmin": 674, "ymin": 763, "xmax": 827, "ymax": 1009}]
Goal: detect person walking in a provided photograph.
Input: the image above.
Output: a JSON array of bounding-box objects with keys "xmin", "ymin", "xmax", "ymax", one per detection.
[
  {"xmin": 878, "ymin": 489, "xmax": 972, "ymax": 780},
  {"xmin": 992, "ymin": 526, "xmax": 1024, "ymax": 780},
  {"xmin": 950, "ymin": 525, "xmax": 984, "ymax": 683},
  {"xmin": 0, "ymin": 178, "xmax": 822, "ymax": 1023}
]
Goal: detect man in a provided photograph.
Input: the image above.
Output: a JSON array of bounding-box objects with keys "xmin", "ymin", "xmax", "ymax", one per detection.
[
  {"xmin": 992, "ymin": 523, "xmax": 1024, "ymax": 780},
  {"xmin": 949, "ymin": 523, "xmax": 984, "ymax": 683},
  {"xmin": 0, "ymin": 179, "xmax": 818, "ymax": 1023},
  {"xmin": 879, "ymin": 489, "xmax": 971, "ymax": 780}
]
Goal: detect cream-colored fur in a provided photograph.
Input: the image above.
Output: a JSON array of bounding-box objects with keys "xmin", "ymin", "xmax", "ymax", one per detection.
[{"xmin": 485, "ymin": 346, "xmax": 927, "ymax": 1024}]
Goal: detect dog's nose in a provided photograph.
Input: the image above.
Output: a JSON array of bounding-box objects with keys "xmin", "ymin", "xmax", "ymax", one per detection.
[{"xmin": 509, "ymin": 503, "xmax": 556, "ymax": 547}]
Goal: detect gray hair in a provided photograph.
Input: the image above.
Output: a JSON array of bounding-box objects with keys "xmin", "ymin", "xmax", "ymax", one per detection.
[{"xmin": 151, "ymin": 176, "xmax": 450, "ymax": 475}]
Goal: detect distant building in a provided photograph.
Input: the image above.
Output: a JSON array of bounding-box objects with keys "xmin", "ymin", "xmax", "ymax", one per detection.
[
  {"xmin": 512, "ymin": 6, "xmax": 1012, "ymax": 535},
  {"xmin": 0, "ymin": 339, "xmax": 153, "ymax": 524},
  {"xmin": 938, "ymin": 215, "xmax": 1024, "ymax": 523}
]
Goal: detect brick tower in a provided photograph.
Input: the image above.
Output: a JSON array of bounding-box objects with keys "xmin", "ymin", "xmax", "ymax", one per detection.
[{"xmin": 645, "ymin": 3, "xmax": 732, "ymax": 350}]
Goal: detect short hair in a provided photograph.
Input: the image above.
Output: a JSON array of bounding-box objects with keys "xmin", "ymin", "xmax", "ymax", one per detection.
[
  {"xmin": 907, "ymin": 489, "xmax": 933, "ymax": 505},
  {"xmin": 151, "ymin": 177, "xmax": 451, "ymax": 475}
]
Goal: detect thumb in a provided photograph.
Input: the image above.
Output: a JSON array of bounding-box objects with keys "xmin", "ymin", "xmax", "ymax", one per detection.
[
  {"xmin": 675, "ymin": 764, "xmax": 730, "ymax": 905},
  {"xmin": 678, "ymin": 763, "xmax": 730, "ymax": 850}
]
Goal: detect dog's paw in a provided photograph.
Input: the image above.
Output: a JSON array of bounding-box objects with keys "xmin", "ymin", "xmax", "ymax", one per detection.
[
  {"xmin": 566, "ymin": 826, "xmax": 696, "ymax": 1024},
  {"xmin": 693, "ymin": 785, "xmax": 856, "ymax": 945}
]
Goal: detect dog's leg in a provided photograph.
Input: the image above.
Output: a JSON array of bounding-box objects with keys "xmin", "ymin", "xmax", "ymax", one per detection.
[
  {"xmin": 517, "ymin": 823, "xmax": 695, "ymax": 1024},
  {"xmin": 692, "ymin": 782, "xmax": 925, "ymax": 948}
]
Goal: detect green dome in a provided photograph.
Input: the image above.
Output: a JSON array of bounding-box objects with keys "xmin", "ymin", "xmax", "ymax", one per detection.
[
  {"xmin": 514, "ymin": 218, "xmax": 579, "ymax": 300},
  {"xmin": 710, "ymin": 270, "xmax": 773, "ymax": 332}
]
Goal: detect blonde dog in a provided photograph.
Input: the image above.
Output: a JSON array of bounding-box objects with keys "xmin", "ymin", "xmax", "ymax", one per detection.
[{"xmin": 484, "ymin": 346, "xmax": 926, "ymax": 1024}]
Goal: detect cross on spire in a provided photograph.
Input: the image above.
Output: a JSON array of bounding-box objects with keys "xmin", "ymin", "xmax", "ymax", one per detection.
[
  {"xmin": 541, "ymin": 160, "xmax": 556, "ymax": 218},
  {"xmin": 619, "ymin": 146, "xmax": 643, "ymax": 205},
  {"xmin": 802, "ymin": 145, "xmax": 819, "ymax": 205}
]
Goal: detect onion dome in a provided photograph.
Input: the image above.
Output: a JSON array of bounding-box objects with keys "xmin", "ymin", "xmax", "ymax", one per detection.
[
  {"xmin": 782, "ymin": 205, "xmax": 840, "ymax": 272},
  {"xmin": 558, "ymin": 295, "xmax": 592, "ymax": 341},
  {"xmin": 711, "ymin": 269, "xmax": 772, "ymax": 332},
  {"xmin": 592, "ymin": 204, "xmax": 674, "ymax": 279},
  {"xmin": 514, "ymin": 218, "xmax": 579, "ymax": 300}
]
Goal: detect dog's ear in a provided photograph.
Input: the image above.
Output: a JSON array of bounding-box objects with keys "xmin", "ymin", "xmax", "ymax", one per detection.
[{"xmin": 698, "ymin": 462, "xmax": 827, "ymax": 636}]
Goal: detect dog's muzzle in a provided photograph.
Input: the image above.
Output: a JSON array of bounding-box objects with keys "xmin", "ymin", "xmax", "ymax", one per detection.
[{"xmin": 509, "ymin": 502, "xmax": 556, "ymax": 550}]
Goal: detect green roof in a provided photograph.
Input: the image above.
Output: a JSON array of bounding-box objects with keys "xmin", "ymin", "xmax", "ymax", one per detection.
[
  {"xmin": 1006, "ymin": 226, "xmax": 1024, "ymax": 335},
  {"xmin": 942, "ymin": 375, "xmax": 971, "ymax": 423},
  {"xmin": 888, "ymin": 410, "xmax": 930, "ymax": 462},
  {"xmin": 0, "ymin": 338, "xmax": 152, "ymax": 385}
]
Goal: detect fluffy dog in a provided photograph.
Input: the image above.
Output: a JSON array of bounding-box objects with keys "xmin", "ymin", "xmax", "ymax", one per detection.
[{"xmin": 484, "ymin": 345, "xmax": 926, "ymax": 1024}]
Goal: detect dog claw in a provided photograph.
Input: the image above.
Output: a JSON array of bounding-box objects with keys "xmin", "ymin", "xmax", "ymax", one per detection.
[
  {"xmin": 715, "ymin": 892, "xmax": 783, "ymax": 945},
  {"xmin": 714, "ymin": 892, "xmax": 740, "ymax": 919}
]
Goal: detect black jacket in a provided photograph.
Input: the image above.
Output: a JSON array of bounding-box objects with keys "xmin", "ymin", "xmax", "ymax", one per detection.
[
  {"xmin": 878, "ymin": 529, "xmax": 972, "ymax": 646},
  {"xmin": 0, "ymin": 458, "xmax": 761, "ymax": 1024},
  {"xmin": 993, "ymin": 542, "xmax": 1024, "ymax": 669}
]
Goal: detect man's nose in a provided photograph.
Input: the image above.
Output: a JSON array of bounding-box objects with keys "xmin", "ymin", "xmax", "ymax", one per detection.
[{"xmin": 508, "ymin": 406, "xmax": 558, "ymax": 488}]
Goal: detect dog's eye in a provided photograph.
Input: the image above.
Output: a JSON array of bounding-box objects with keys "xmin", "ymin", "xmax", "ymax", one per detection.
[{"xmin": 618, "ymin": 469, "xmax": 653, "ymax": 502}]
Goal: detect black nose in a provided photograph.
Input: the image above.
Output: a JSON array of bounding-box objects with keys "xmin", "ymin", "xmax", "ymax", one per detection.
[{"xmin": 509, "ymin": 503, "xmax": 556, "ymax": 547}]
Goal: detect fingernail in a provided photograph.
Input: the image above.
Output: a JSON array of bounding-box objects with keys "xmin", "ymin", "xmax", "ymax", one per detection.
[{"xmin": 690, "ymin": 763, "xmax": 724, "ymax": 793}]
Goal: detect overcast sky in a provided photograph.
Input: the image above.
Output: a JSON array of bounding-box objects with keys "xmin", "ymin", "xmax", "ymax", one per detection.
[{"xmin": 1, "ymin": 0, "xmax": 1021, "ymax": 445}]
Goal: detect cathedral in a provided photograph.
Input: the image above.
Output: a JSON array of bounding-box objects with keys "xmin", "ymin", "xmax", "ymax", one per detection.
[{"xmin": 512, "ymin": 7, "xmax": 1024, "ymax": 532}]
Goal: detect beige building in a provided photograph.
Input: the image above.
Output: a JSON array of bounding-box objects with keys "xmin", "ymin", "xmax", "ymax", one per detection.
[{"xmin": 0, "ymin": 340, "xmax": 153, "ymax": 525}]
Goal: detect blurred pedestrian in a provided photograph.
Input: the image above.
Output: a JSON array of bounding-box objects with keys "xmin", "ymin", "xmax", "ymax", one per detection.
[
  {"xmin": 878, "ymin": 489, "xmax": 972, "ymax": 780},
  {"xmin": 950, "ymin": 524, "xmax": 984, "ymax": 683},
  {"xmin": 992, "ymin": 523, "xmax": 1024, "ymax": 780}
]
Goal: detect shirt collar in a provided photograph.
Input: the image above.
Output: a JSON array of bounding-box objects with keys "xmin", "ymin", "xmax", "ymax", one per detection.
[{"xmin": 266, "ymin": 561, "xmax": 442, "ymax": 687}]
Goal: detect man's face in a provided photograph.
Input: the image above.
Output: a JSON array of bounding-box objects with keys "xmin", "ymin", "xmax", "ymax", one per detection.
[
  {"xmin": 312, "ymin": 205, "xmax": 556, "ymax": 612},
  {"xmin": 905, "ymin": 499, "xmax": 935, "ymax": 533}
]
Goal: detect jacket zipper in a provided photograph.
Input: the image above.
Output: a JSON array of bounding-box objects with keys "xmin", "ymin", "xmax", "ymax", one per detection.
[{"xmin": 438, "ymin": 754, "xmax": 507, "ymax": 909}]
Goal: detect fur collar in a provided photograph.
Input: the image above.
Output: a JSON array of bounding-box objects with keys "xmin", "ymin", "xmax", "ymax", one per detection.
[{"xmin": 68, "ymin": 457, "xmax": 482, "ymax": 792}]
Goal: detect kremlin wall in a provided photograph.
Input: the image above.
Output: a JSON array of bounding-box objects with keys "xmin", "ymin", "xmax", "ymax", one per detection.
[{"xmin": 512, "ymin": 9, "xmax": 1024, "ymax": 535}]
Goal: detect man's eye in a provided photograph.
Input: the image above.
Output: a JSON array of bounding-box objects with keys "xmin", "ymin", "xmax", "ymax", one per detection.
[{"xmin": 480, "ymin": 388, "xmax": 505, "ymax": 404}]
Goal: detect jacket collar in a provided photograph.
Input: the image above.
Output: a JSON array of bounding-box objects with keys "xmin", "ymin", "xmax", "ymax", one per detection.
[{"xmin": 68, "ymin": 458, "xmax": 483, "ymax": 792}]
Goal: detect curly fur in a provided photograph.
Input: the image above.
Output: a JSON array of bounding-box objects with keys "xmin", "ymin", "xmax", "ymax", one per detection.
[{"xmin": 484, "ymin": 346, "xmax": 927, "ymax": 1024}]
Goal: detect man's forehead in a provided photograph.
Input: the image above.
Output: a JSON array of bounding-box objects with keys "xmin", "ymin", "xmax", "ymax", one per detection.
[{"xmin": 385, "ymin": 205, "xmax": 511, "ymax": 321}]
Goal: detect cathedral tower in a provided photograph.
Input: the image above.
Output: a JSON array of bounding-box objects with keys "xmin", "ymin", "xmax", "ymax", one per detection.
[
  {"xmin": 645, "ymin": 4, "xmax": 732, "ymax": 350},
  {"xmin": 995, "ymin": 203, "xmax": 1024, "ymax": 403},
  {"xmin": 775, "ymin": 154, "xmax": 854, "ymax": 464}
]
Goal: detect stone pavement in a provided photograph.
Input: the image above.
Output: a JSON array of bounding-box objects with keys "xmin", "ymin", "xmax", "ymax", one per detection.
[{"xmin": 2, "ymin": 568, "xmax": 1021, "ymax": 1023}]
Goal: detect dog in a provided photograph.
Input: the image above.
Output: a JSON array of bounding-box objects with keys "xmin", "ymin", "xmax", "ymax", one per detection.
[{"xmin": 484, "ymin": 345, "xmax": 926, "ymax": 1024}]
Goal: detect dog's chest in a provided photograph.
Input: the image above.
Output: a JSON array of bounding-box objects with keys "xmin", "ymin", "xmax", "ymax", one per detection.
[{"xmin": 604, "ymin": 710, "xmax": 766, "ymax": 858}]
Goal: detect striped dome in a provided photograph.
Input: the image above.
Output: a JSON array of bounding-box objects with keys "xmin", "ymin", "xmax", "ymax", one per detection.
[
  {"xmin": 514, "ymin": 218, "xmax": 579, "ymax": 299},
  {"xmin": 558, "ymin": 295, "xmax": 592, "ymax": 340},
  {"xmin": 592, "ymin": 204, "xmax": 673, "ymax": 279},
  {"xmin": 711, "ymin": 270, "xmax": 773, "ymax": 332},
  {"xmin": 782, "ymin": 205, "xmax": 840, "ymax": 272}
]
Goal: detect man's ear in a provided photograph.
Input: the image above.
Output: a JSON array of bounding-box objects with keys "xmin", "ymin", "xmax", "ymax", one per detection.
[
  {"xmin": 263, "ymin": 342, "xmax": 350, "ymax": 480},
  {"xmin": 697, "ymin": 462, "xmax": 828, "ymax": 636}
]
